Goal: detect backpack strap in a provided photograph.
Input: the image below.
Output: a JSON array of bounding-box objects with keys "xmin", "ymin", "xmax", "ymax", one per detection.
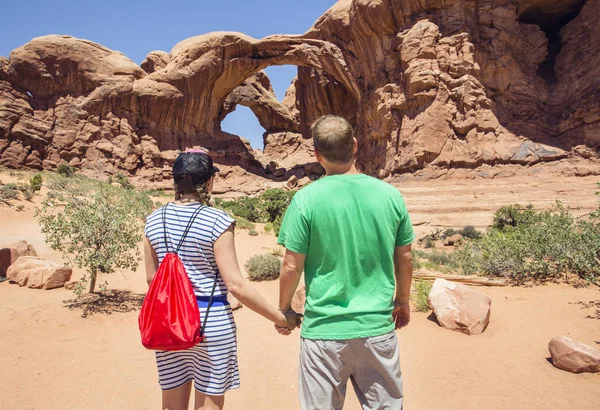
[
  {"xmin": 200, "ymin": 272, "xmax": 219, "ymax": 338},
  {"xmin": 174, "ymin": 205, "xmax": 205, "ymax": 254}
]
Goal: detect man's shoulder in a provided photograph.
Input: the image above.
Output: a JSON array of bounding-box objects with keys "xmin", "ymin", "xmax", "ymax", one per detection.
[{"xmin": 361, "ymin": 176, "xmax": 404, "ymax": 198}]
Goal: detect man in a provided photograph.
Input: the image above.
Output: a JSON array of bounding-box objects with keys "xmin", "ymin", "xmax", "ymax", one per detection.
[{"xmin": 276, "ymin": 115, "xmax": 414, "ymax": 410}]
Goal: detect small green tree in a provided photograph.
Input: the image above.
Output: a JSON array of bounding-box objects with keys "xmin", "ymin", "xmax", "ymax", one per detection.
[
  {"xmin": 37, "ymin": 182, "xmax": 152, "ymax": 294},
  {"xmin": 56, "ymin": 163, "xmax": 76, "ymax": 177},
  {"xmin": 260, "ymin": 188, "xmax": 295, "ymax": 222},
  {"xmin": 30, "ymin": 173, "xmax": 43, "ymax": 192}
]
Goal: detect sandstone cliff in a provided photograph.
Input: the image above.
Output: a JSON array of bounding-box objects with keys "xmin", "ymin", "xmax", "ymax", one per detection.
[{"xmin": 0, "ymin": 0, "xmax": 598, "ymax": 190}]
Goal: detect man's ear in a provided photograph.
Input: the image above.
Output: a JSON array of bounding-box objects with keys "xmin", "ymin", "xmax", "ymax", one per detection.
[
  {"xmin": 314, "ymin": 149, "xmax": 323, "ymax": 162},
  {"xmin": 353, "ymin": 138, "xmax": 358, "ymax": 155}
]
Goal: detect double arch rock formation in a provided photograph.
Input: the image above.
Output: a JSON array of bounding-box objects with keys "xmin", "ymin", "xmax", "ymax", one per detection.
[{"xmin": 1, "ymin": 0, "xmax": 599, "ymax": 190}]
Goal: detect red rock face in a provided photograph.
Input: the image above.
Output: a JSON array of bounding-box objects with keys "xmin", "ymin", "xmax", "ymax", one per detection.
[{"xmin": 0, "ymin": 1, "xmax": 599, "ymax": 189}]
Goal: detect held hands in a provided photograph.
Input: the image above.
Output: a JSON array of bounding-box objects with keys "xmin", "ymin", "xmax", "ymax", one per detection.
[
  {"xmin": 275, "ymin": 309, "xmax": 303, "ymax": 336},
  {"xmin": 393, "ymin": 299, "xmax": 411, "ymax": 330}
]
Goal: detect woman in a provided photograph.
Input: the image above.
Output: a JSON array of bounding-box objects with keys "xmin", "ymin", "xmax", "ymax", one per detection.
[{"xmin": 143, "ymin": 150, "xmax": 298, "ymax": 410}]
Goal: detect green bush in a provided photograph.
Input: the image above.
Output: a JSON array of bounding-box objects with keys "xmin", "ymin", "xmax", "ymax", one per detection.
[
  {"xmin": 411, "ymin": 280, "xmax": 432, "ymax": 312},
  {"xmin": 444, "ymin": 228, "xmax": 457, "ymax": 237},
  {"xmin": 459, "ymin": 225, "xmax": 482, "ymax": 239},
  {"xmin": 260, "ymin": 188, "xmax": 295, "ymax": 222},
  {"xmin": 236, "ymin": 218, "xmax": 255, "ymax": 230},
  {"xmin": 16, "ymin": 204, "xmax": 25, "ymax": 212},
  {"xmin": 23, "ymin": 188, "xmax": 34, "ymax": 201},
  {"xmin": 444, "ymin": 226, "xmax": 482, "ymax": 239},
  {"xmin": 222, "ymin": 196, "xmax": 263, "ymax": 222},
  {"xmin": 115, "ymin": 172, "xmax": 134, "ymax": 190},
  {"xmin": 492, "ymin": 204, "xmax": 537, "ymax": 231},
  {"xmin": 0, "ymin": 184, "xmax": 18, "ymax": 206},
  {"xmin": 270, "ymin": 246, "xmax": 284, "ymax": 257},
  {"xmin": 248, "ymin": 229, "xmax": 259, "ymax": 236},
  {"xmin": 30, "ymin": 173, "xmax": 43, "ymax": 192},
  {"xmin": 273, "ymin": 214, "xmax": 284, "ymax": 236},
  {"xmin": 245, "ymin": 254, "xmax": 282, "ymax": 281},
  {"xmin": 455, "ymin": 202, "xmax": 600, "ymax": 283},
  {"xmin": 264, "ymin": 222, "xmax": 273, "ymax": 233},
  {"xmin": 56, "ymin": 163, "xmax": 76, "ymax": 178}
]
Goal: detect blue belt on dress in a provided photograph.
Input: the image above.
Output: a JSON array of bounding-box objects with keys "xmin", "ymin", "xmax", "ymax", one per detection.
[{"xmin": 196, "ymin": 295, "xmax": 229, "ymax": 307}]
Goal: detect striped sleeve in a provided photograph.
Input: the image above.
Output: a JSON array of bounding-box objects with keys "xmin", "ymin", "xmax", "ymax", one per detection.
[{"xmin": 212, "ymin": 210, "xmax": 235, "ymax": 242}]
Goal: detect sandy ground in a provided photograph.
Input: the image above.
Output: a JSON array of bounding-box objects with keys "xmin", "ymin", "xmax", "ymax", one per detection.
[{"xmin": 1, "ymin": 171, "xmax": 599, "ymax": 409}]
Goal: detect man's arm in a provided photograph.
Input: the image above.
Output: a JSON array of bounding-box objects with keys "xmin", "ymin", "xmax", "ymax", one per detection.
[
  {"xmin": 393, "ymin": 244, "xmax": 413, "ymax": 329},
  {"xmin": 278, "ymin": 249, "xmax": 306, "ymax": 312}
]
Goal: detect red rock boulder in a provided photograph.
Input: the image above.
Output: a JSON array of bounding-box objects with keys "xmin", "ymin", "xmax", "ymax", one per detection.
[
  {"xmin": 548, "ymin": 336, "xmax": 600, "ymax": 374},
  {"xmin": 6, "ymin": 256, "xmax": 72, "ymax": 290},
  {"xmin": 0, "ymin": 240, "xmax": 38, "ymax": 277},
  {"xmin": 428, "ymin": 278, "xmax": 491, "ymax": 335}
]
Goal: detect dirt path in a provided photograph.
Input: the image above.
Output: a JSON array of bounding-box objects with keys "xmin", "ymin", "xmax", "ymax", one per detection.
[{"xmin": 1, "ymin": 172, "xmax": 599, "ymax": 409}]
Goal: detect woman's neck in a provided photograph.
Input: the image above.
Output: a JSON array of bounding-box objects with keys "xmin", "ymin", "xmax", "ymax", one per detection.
[{"xmin": 176, "ymin": 195, "xmax": 201, "ymax": 204}]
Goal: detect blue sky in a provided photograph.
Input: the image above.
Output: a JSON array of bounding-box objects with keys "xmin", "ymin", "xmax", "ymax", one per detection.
[{"xmin": 0, "ymin": 0, "xmax": 337, "ymax": 148}]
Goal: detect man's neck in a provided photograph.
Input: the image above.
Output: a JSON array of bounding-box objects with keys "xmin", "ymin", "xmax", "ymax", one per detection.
[{"xmin": 324, "ymin": 163, "xmax": 360, "ymax": 176}]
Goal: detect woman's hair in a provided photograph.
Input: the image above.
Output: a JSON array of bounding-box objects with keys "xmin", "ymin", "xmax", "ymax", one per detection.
[{"xmin": 174, "ymin": 174, "xmax": 211, "ymax": 205}]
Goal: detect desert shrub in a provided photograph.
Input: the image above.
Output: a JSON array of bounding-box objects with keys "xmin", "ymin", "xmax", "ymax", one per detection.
[
  {"xmin": 270, "ymin": 246, "xmax": 284, "ymax": 257},
  {"xmin": 273, "ymin": 214, "xmax": 284, "ymax": 236},
  {"xmin": 260, "ymin": 188, "xmax": 295, "ymax": 222},
  {"xmin": 30, "ymin": 173, "xmax": 43, "ymax": 192},
  {"xmin": 222, "ymin": 197, "xmax": 263, "ymax": 222},
  {"xmin": 143, "ymin": 188, "xmax": 171, "ymax": 197},
  {"xmin": 245, "ymin": 254, "xmax": 282, "ymax": 281},
  {"xmin": 0, "ymin": 184, "xmax": 18, "ymax": 206},
  {"xmin": 459, "ymin": 225, "xmax": 482, "ymax": 239},
  {"xmin": 492, "ymin": 204, "xmax": 537, "ymax": 231},
  {"xmin": 16, "ymin": 204, "xmax": 25, "ymax": 212},
  {"xmin": 264, "ymin": 222, "xmax": 273, "ymax": 233},
  {"xmin": 444, "ymin": 228, "xmax": 457, "ymax": 237},
  {"xmin": 23, "ymin": 188, "xmax": 34, "ymax": 201},
  {"xmin": 411, "ymin": 280, "xmax": 432, "ymax": 312},
  {"xmin": 424, "ymin": 238, "xmax": 435, "ymax": 249},
  {"xmin": 455, "ymin": 202, "xmax": 600, "ymax": 283},
  {"xmin": 213, "ymin": 197, "xmax": 223, "ymax": 207},
  {"xmin": 248, "ymin": 229, "xmax": 259, "ymax": 236},
  {"xmin": 411, "ymin": 251, "xmax": 423, "ymax": 270},
  {"xmin": 56, "ymin": 163, "xmax": 76, "ymax": 177},
  {"xmin": 414, "ymin": 250, "xmax": 457, "ymax": 267},
  {"xmin": 444, "ymin": 226, "xmax": 482, "ymax": 239},
  {"xmin": 115, "ymin": 172, "xmax": 134, "ymax": 190},
  {"xmin": 235, "ymin": 218, "xmax": 255, "ymax": 230},
  {"xmin": 37, "ymin": 180, "xmax": 153, "ymax": 294}
]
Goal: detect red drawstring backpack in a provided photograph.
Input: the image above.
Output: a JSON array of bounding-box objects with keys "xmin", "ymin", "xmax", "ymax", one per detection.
[{"xmin": 139, "ymin": 204, "xmax": 218, "ymax": 350}]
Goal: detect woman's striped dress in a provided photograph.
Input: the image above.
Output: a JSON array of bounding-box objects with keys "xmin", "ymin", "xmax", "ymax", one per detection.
[{"xmin": 144, "ymin": 203, "xmax": 240, "ymax": 395}]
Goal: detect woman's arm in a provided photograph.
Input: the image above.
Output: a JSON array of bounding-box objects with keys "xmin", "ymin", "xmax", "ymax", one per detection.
[
  {"xmin": 144, "ymin": 236, "xmax": 159, "ymax": 287},
  {"xmin": 214, "ymin": 226, "xmax": 298, "ymax": 329}
]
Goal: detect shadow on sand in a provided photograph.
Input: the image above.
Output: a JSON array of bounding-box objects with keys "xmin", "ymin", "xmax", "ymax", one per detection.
[{"xmin": 63, "ymin": 289, "xmax": 145, "ymax": 318}]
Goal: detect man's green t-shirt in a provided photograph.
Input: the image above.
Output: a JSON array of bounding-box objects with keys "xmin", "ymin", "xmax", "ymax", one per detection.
[{"xmin": 277, "ymin": 173, "xmax": 414, "ymax": 340}]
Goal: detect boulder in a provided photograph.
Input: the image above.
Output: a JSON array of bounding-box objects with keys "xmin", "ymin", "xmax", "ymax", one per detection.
[
  {"xmin": 548, "ymin": 336, "xmax": 600, "ymax": 374},
  {"xmin": 6, "ymin": 256, "xmax": 72, "ymax": 290},
  {"xmin": 0, "ymin": 240, "xmax": 38, "ymax": 277},
  {"xmin": 286, "ymin": 175, "xmax": 299, "ymax": 189},
  {"xmin": 291, "ymin": 284, "xmax": 306, "ymax": 315},
  {"xmin": 444, "ymin": 234, "xmax": 463, "ymax": 246},
  {"xmin": 428, "ymin": 278, "xmax": 491, "ymax": 335}
]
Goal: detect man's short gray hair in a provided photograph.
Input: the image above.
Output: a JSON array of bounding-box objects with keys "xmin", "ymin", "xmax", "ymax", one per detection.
[{"xmin": 311, "ymin": 115, "xmax": 354, "ymax": 164}]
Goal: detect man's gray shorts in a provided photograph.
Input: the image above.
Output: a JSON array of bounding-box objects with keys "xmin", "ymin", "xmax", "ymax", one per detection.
[{"xmin": 299, "ymin": 331, "xmax": 403, "ymax": 410}]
